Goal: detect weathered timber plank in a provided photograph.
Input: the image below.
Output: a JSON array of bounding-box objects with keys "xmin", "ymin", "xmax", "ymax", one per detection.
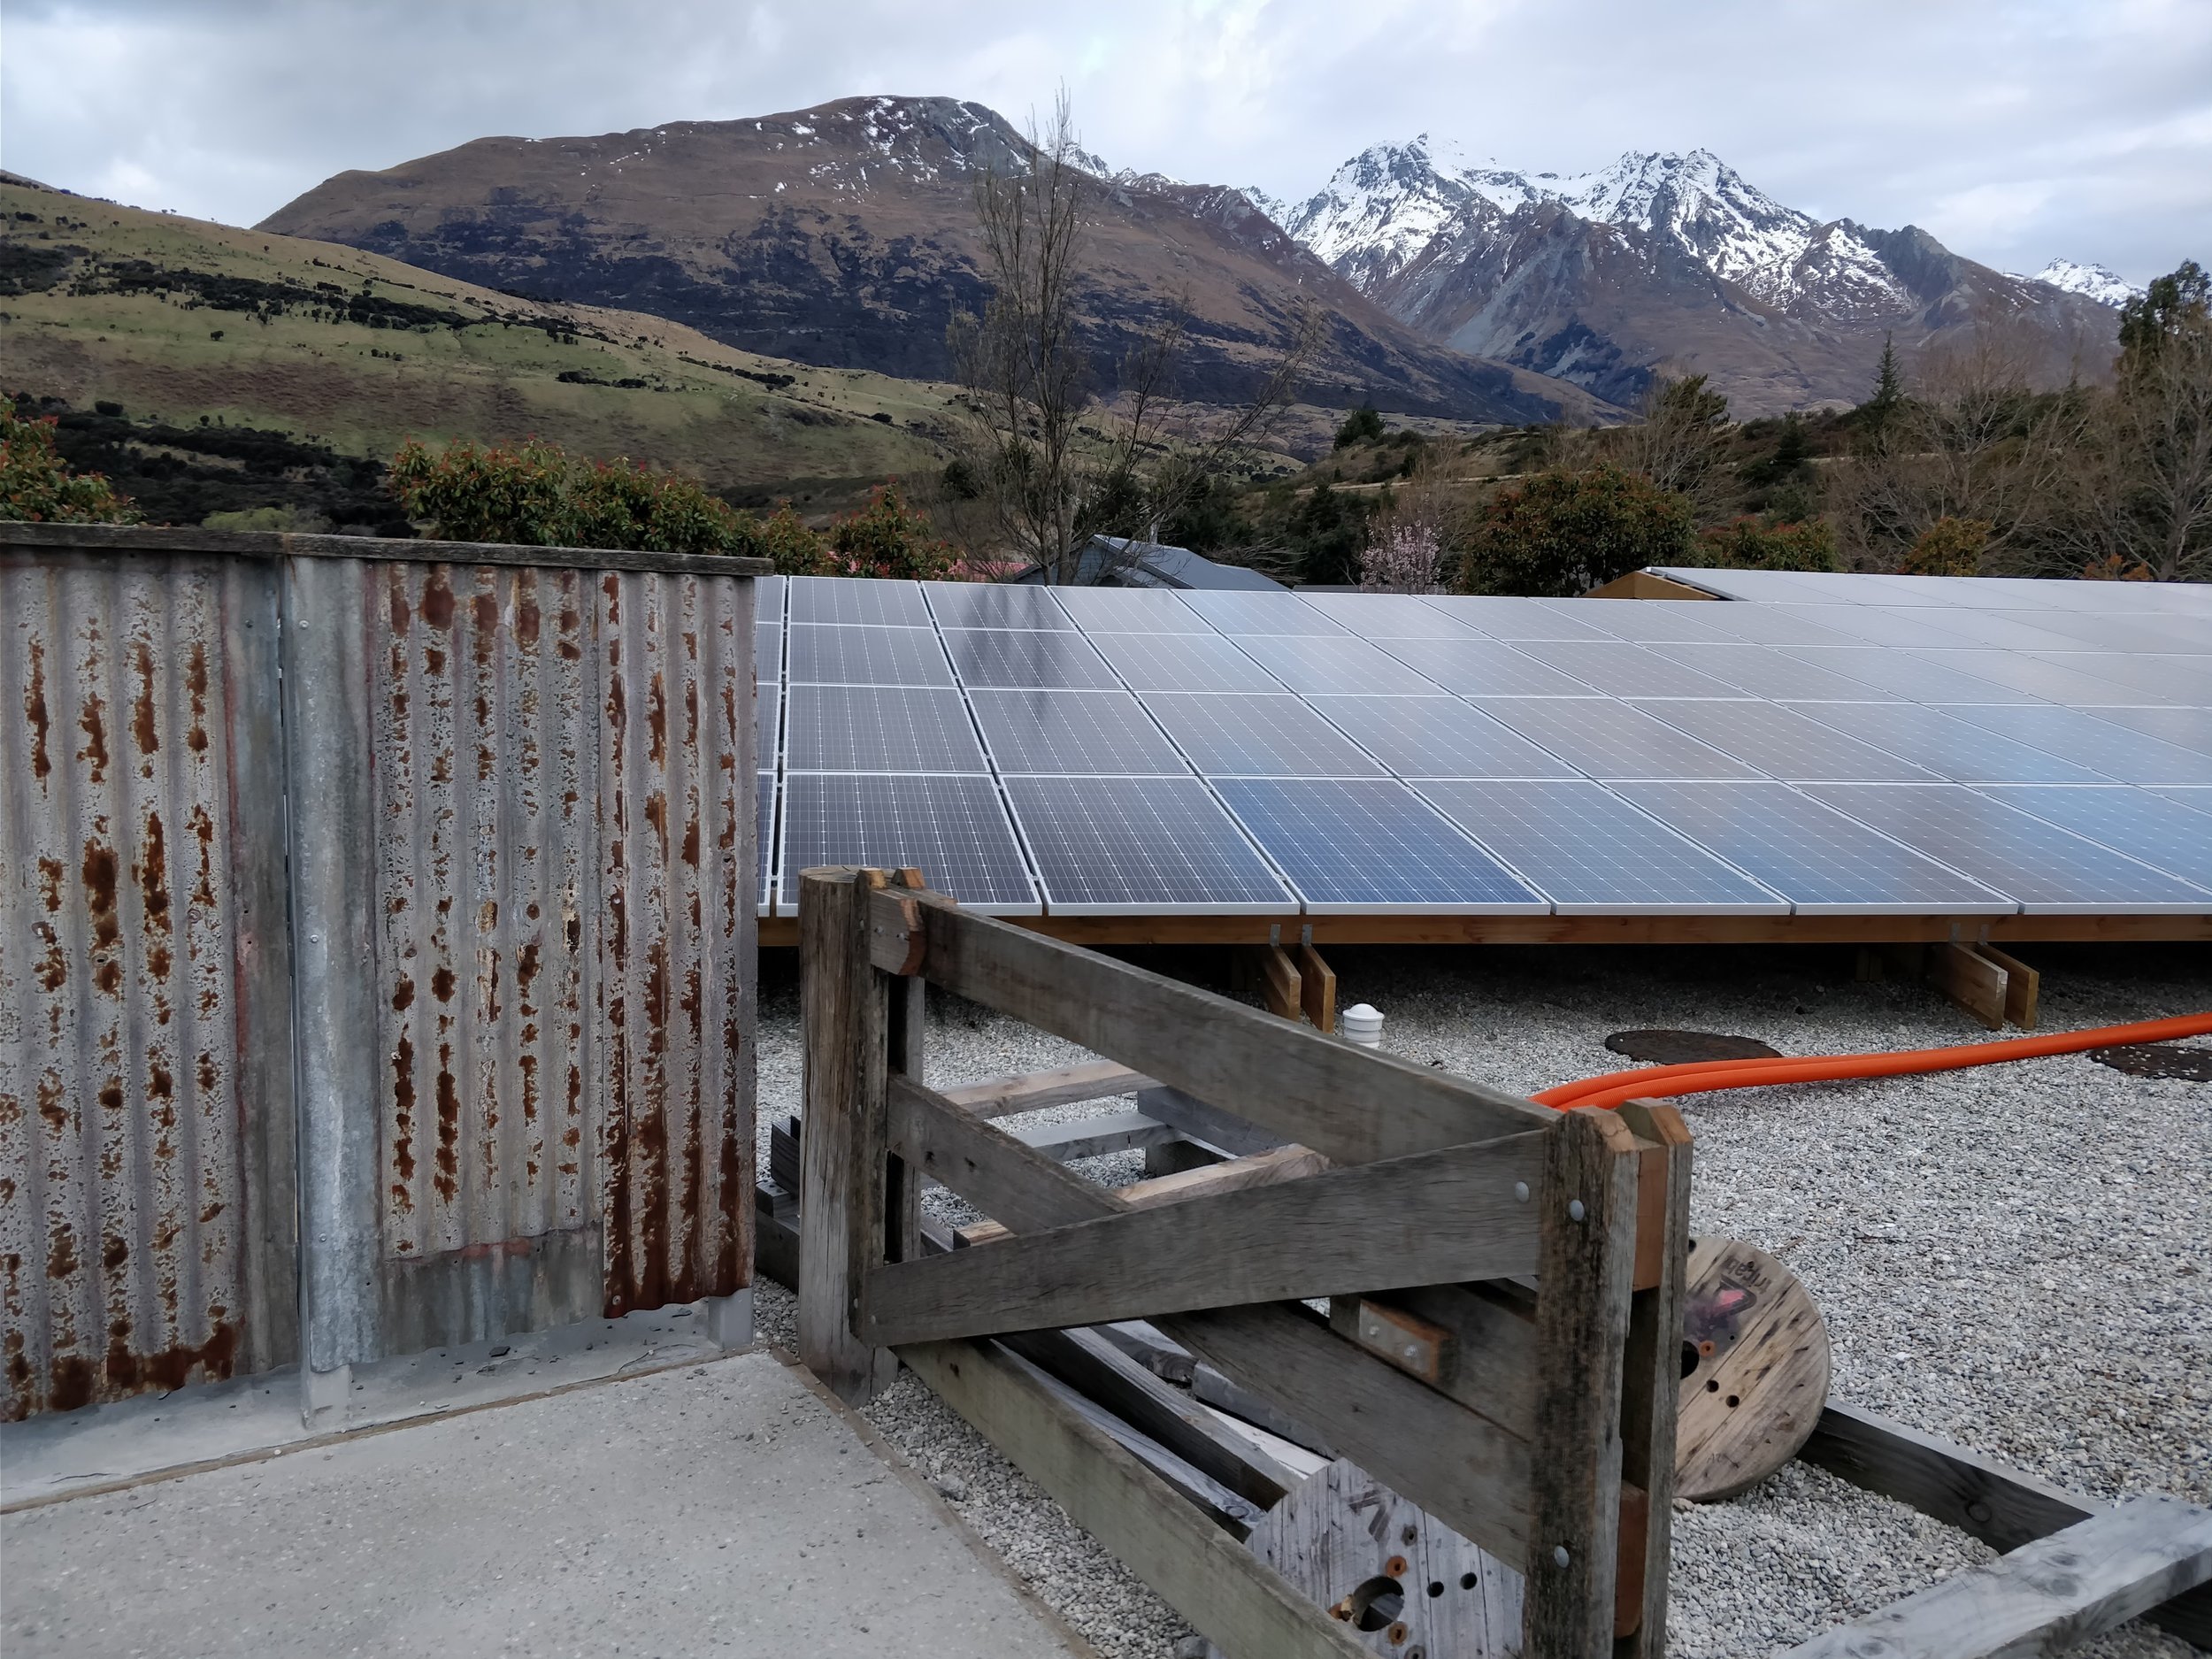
[
  {"xmin": 1295, "ymin": 943, "xmax": 1337, "ymax": 1033},
  {"xmin": 1009, "ymin": 1110, "xmax": 1179, "ymax": 1163},
  {"xmin": 1139, "ymin": 1086, "xmax": 1288, "ymax": 1158},
  {"xmin": 1002, "ymin": 1325, "xmax": 1296, "ymax": 1507},
  {"xmin": 798, "ymin": 868, "xmax": 896, "ymax": 1402},
  {"xmin": 890, "ymin": 892, "xmax": 1555, "ymax": 1157},
  {"xmin": 1800, "ymin": 1401, "xmax": 2212, "ymax": 1647},
  {"xmin": 1257, "ymin": 943, "xmax": 1302, "ymax": 1020},
  {"xmin": 887, "ymin": 1075, "xmax": 1135, "ymax": 1238},
  {"xmin": 1928, "ymin": 939, "xmax": 2008, "ymax": 1030},
  {"xmin": 902, "ymin": 1337, "xmax": 1371, "ymax": 1659},
  {"xmin": 1525, "ymin": 1107, "xmax": 1643, "ymax": 1655},
  {"xmin": 862, "ymin": 1129, "xmax": 1547, "ymax": 1345},
  {"xmin": 939, "ymin": 1059, "xmax": 1158, "ymax": 1120},
  {"xmin": 1978, "ymin": 941, "xmax": 2041, "ymax": 1029},
  {"xmin": 1780, "ymin": 1494, "xmax": 2212, "ymax": 1659},
  {"xmin": 958, "ymin": 1143, "xmax": 1329, "ymax": 1248},
  {"xmin": 1350, "ymin": 1282, "xmax": 1540, "ymax": 1441},
  {"xmin": 1613, "ymin": 1101, "xmax": 1694, "ymax": 1659}
]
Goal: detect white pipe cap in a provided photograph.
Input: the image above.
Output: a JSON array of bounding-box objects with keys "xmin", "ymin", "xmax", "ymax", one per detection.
[{"xmin": 1340, "ymin": 1003, "xmax": 1384, "ymax": 1047}]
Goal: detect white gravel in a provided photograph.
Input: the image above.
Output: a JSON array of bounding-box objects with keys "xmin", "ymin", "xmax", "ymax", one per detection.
[{"xmin": 754, "ymin": 941, "xmax": 2212, "ymax": 1657}]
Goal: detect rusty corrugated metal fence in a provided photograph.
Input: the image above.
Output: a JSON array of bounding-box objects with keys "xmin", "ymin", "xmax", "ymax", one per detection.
[{"xmin": 1, "ymin": 526, "xmax": 762, "ymax": 1419}]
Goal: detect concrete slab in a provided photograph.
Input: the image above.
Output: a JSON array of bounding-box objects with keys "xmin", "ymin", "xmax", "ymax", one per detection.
[
  {"xmin": 2, "ymin": 1348, "xmax": 1089, "ymax": 1659},
  {"xmin": 1, "ymin": 1301, "xmax": 736, "ymax": 1510}
]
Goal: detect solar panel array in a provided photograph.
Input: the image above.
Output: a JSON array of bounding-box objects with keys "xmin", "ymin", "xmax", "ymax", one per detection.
[{"xmin": 751, "ymin": 572, "xmax": 2212, "ymax": 918}]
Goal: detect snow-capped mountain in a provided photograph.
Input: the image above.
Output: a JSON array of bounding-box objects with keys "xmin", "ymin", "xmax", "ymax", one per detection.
[
  {"xmin": 2015, "ymin": 258, "xmax": 2142, "ymax": 308},
  {"xmin": 1274, "ymin": 139, "xmax": 2124, "ymax": 414}
]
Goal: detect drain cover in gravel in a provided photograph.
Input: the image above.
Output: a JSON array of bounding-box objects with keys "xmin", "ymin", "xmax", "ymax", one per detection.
[
  {"xmin": 1604, "ymin": 1029, "xmax": 1781, "ymax": 1065},
  {"xmin": 2087, "ymin": 1042, "xmax": 2212, "ymax": 1081},
  {"xmin": 1677, "ymin": 1238, "xmax": 1831, "ymax": 1502}
]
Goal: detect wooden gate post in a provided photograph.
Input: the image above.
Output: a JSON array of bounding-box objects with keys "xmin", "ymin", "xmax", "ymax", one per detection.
[
  {"xmin": 797, "ymin": 866, "xmax": 898, "ymax": 1402},
  {"xmin": 1525, "ymin": 1105, "xmax": 1643, "ymax": 1656},
  {"xmin": 1615, "ymin": 1099, "xmax": 1695, "ymax": 1656}
]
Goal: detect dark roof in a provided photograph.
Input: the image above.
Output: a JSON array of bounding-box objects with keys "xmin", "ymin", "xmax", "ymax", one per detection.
[{"xmin": 1013, "ymin": 536, "xmax": 1285, "ymax": 591}]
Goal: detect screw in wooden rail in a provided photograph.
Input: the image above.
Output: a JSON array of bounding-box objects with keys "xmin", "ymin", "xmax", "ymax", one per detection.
[{"xmin": 864, "ymin": 866, "xmax": 929, "ymax": 977}]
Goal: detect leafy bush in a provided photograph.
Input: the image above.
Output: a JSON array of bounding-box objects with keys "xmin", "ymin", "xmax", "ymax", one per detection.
[
  {"xmin": 1461, "ymin": 465, "xmax": 1694, "ymax": 595},
  {"xmin": 1692, "ymin": 516, "xmax": 1838, "ymax": 572},
  {"xmin": 388, "ymin": 436, "xmax": 753, "ymax": 556},
  {"xmin": 826, "ymin": 483, "xmax": 956, "ymax": 580},
  {"xmin": 0, "ymin": 409, "xmax": 139, "ymax": 523},
  {"xmin": 1333, "ymin": 403, "xmax": 1385, "ymax": 449},
  {"xmin": 1903, "ymin": 516, "xmax": 1991, "ymax": 577}
]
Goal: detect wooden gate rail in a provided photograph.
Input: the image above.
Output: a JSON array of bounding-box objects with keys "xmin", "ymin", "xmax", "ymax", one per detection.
[{"xmin": 797, "ymin": 866, "xmax": 1693, "ymax": 1658}]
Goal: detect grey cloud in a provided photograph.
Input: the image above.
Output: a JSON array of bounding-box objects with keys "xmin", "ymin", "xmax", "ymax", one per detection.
[{"xmin": 3, "ymin": 0, "xmax": 2205, "ymax": 282}]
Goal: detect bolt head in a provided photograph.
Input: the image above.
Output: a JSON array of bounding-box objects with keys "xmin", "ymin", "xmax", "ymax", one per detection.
[
  {"xmin": 1568, "ymin": 1198, "xmax": 1586, "ymax": 1222},
  {"xmin": 1552, "ymin": 1545, "xmax": 1571, "ymax": 1568},
  {"xmin": 1514, "ymin": 1181, "xmax": 1530, "ymax": 1202}
]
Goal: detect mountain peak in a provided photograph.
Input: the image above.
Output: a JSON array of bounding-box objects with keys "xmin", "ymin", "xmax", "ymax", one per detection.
[{"xmin": 2016, "ymin": 257, "xmax": 2141, "ymax": 308}]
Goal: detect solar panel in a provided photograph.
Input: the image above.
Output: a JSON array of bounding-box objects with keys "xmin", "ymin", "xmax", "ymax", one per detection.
[
  {"xmin": 1048, "ymin": 587, "xmax": 1210, "ymax": 633},
  {"xmin": 1625, "ymin": 699, "xmax": 1939, "ymax": 781},
  {"xmin": 779, "ymin": 772, "xmax": 1037, "ymax": 911},
  {"xmin": 2031, "ymin": 652, "xmax": 2212, "ymax": 704},
  {"xmin": 757, "ymin": 772, "xmax": 775, "ymax": 912},
  {"xmin": 789, "ymin": 575, "xmax": 931, "ymax": 626},
  {"xmin": 1177, "ymin": 591, "xmax": 1350, "ymax": 635},
  {"xmin": 756, "ymin": 574, "xmax": 787, "ymax": 622},
  {"xmin": 1803, "ymin": 785, "xmax": 2211, "ymax": 912},
  {"xmin": 1932, "ymin": 704, "xmax": 2212, "ymax": 783},
  {"xmin": 1973, "ymin": 786, "xmax": 2212, "ymax": 891},
  {"xmin": 1647, "ymin": 568, "xmax": 1852, "ymax": 604},
  {"xmin": 1308, "ymin": 697, "xmax": 1579, "ymax": 779},
  {"xmin": 1570, "ymin": 599, "xmax": 1742, "ymax": 643},
  {"xmin": 1778, "ymin": 702, "xmax": 2113, "ymax": 783},
  {"xmin": 756, "ymin": 676, "xmax": 780, "ymax": 764},
  {"xmin": 1782, "ymin": 649, "xmax": 2041, "ymax": 704},
  {"xmin": 1642, "ymin": 643, "xmax": 1896, "ymax": 703},
  {"xmin": 1687, "ymin": 605, "xmax": 1862, "ymax": 649},
  {"xmin": 942, "ymin": 627, "xmax": 1120, "ymax": 689},
  {"xmin": 783, "ymin": 685, "xmax": 988, "ymax": 772},
  {"xmin": 755, "ymin": 623, "xmax": 783, "ymax": 680},
  {"xmin": 1232, "ymin": 634, "xmax": 1444, "ymax": 695},
  {"xmin": 1296, "ymin": 593, "xmax": 1489, "ymax": 638},
  {"xmin": 1507, "ymin": 640, "xmax": 1750, "ymax": 698},
  {"xmin": 1907, "ymin": 649, "xmax": 2160, "ymax": 707},
  {"xmin": 1371, "ymin": 637, "xmax": 1601, "ymax": 696},
  {"xmin": 1417, "ymin": 596, "xmax": 1614, "ymax": 640},
  {"xmin": 1002, "ymin": 775, "xmax": 1293, "ymax": 912},
  {"xmin": 1087, "ymin": 632, "xmax": 1286, "ymax": 694},
  {"xmin": 1141, "ymin": 693, "xmax": 1388, "ymax": 776},
  {"xmin": 967, "ymin": 689, "xmax": 1192, "ymax": 775},
  {"xmin": 1780, "ymin": 606, "xmax": 1979, "ymax": 649},
  {"xmin": 1908, "ymin": 609, "xmax": 2104, "ymax": 653},
  {"xmin": 787, "ymin": 624, "xmax": 956, "ymax": 687},
  {"xmin": 1609, "ymin": 781, "xmax": 2011, "ymax": 914},
  {"xmin": 1414, "ymin": 780, "xmax": 1786, "ymax": 913},
  {"xmin": 922, "ymin": 581, "xmax": 1077, "ymax": 629},
  {"xmin": 2074, "ymin": 705, "xmax": 2212, "ymax": 759},
  {"xmin": 1471, "ymin": 698, "xmax": 1762, "ymax": 780},
  {"xmin": 2148, "ymin": 786, "xmax": 2212, "ymax": 815},
  {"xmin": 1210, "ymin": 778, "xmax": 1545, "ymax": 912}
]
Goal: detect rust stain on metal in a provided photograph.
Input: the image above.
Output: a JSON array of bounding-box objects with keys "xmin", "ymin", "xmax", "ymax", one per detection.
[{"xmin": 24, "ymin": 638, "xmax": 51, "ymax": 779}]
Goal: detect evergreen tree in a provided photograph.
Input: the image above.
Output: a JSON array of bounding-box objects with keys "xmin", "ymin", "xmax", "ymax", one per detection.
[
  {"xmin": 1333, "ymin": 403, "xmax": 1386, "ymax": 449},
  {"xmin": 1863, "ymin": 334, "xmax": 1905, "ymax": 437}
]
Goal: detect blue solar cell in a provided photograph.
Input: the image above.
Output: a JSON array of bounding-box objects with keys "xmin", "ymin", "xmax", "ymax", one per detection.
[
  {"xmin": 2078, "ymin": 705, "xmax": 2212, "ymax": 759},
  {"xmin": 1932, "ymin": 705, "xmax": 2212, "ymax": 784},
  {"xmin": 1508, "ymin": 640, "xmax": 1751, "ymax": 698},
  {"xmin": 789, "ymin": 576, "xmax": 931, "ymax": 626},
  {"xmin": 1296, "ymin": 593, "xmax": 1490, "ymax": 638},
  {"xmin": 1177, "ymin": 591, "xmax": 1350, "ymax": 635},
  {"xmin": 1783, "ymin": 649, "xmax": 2041, "ymax": 704},
  {"xmin": 1372, "ymin": 638, "xmax": 1601, "ymax": 696},
  {"xmin": 1470, "ymin": 699, "xmax": 1760, "ymax": 780},
  {"xmin": 1908, "ymin": 649, "xmax": 2162, "ymax": 707},
  {"xmin": 1624, "ymin": 700, "xmax": 1939, "ymax": 781},
  {"xmin": 755, "ymin": 676, "xmax": 780, "ymax": 764},
  {"xmin": 779, "ymin": 773, "xmax": 1037, "ymax": 910},
  {"xmin": 1087, "ymin": 632, "xmax": 1286, "ymax": 694},
  {"xmin": 1211, "ymin": 778, "xmax": 1545, "ymax": 912},
  {"xmin": 756, "ymin": 574, "xmax": 787, "ymax": 622},
  {"xmin": 2030, "ymin": 652, "xmax": 2212, "ymax": 704},
  {"xmin": 1570, "ymin": 600, "xmax": 1741, "ymax": 643},
  {"xmin": 1415, "ymin": 780, "xmax": 1785, "ymax": 913},
  {"xmin": 1141, "ymin": 693, "xmax": 1387, "ymax": 776},
  {"xmin": 1973, "ymin": 786, "xmax": 2212, "ymax": 891},
  {"xmin": 755, "ymin": 623, "xmax": 782, "ymax": 681},
  {"xmin": 757, "ymin": 772, "xmax": 775, "ymax": 912},
  {"xmin": 967, "ymin": 689, "xmax": 1191, "ymax": 775},
  {"xmin": 1307, "ymin": 697, "xmax": 1578, "ymax": 779},
  {"xmin": 1232, "ymin": 634, "xmax": 1444, "ymax": 695},
  {"xmin": 1804, "ymin": 784, "xmax": 2210, "ymax": 912},
  {"xmin": 1413, "ymin": 596, "xmax": 1613, "ymax": 640},
  {"xmin": 783, "ymin": 685, "xmax": 987, "ymax": 772},
  {"xmin": 1778, "ymin": 702, "xmax": 2114, "ymax": 783},
  {"xmin": 942, "ymin": 628, "xmax": 1120, "ymax": 689},
  {"xmin": 922, "ymin": 581, "xmax": 1077, "ymax": 629},
  {"xmin": 1003, "ymin": 775, "xmax": 1293, "ymax": 912},
  {"xmin": 1687, "ymin": 606, "xmax": 1863, "ymax": 648},
  {"xmin": 1784, "ymin": 607, "xmax": 1981, "ymax": 649},
  {"xmin": 1048, "ymin": 587, "xmax": 1211, "ymax": 632},
  {"xmin": 1642, "ymin": 643, "xmax": 1896, "ymax": 702},
  {"xmin": 787, "ymin": 625, "xmax": 955, "ymax": 687},
  {"xmin": 1609, "ymin": 781, "xmax": 2009, "ymax": 914}
]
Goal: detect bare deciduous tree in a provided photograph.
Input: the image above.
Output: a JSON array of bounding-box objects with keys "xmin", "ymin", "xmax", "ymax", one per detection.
[
  {"xmin": 947, "ymin": 93, "xmax": 1315, "ymax": 582},
  {"xmin": 1615, "ymin": 372, "xmax": 1733, "ymax": 509}
]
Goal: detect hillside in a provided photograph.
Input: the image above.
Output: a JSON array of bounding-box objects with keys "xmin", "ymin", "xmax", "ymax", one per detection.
[
  {"xmin": 257, "ymin": 96, "xmax": 1618, "ymax": 428},
  {"xmin": 1276, "ymin": 140, "xmax": 2124, "ymax": 415},
  {"xmin": 0, "ymin": 173, "xmax": 957, "ymax": 503}
]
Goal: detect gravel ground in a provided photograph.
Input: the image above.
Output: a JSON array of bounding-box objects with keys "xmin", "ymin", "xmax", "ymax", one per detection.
[{"xmin": 754, "ymin": 941, "xmax": 2212, "ymax": 1657}]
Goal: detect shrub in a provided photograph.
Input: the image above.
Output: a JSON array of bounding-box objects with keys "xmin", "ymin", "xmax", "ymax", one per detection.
[
  {"xmin": 757, "ymin": 504, "xmax": 830, "ymax": 576},
  {"xmin": 826, "ymin": 482, "xmax": 957, "ymax": 580},
  {"xmin": 1360, "ymin": 523, "xmax": 1445, "ymax": 593},
  {"xmin": 1903, "ymin": 516, "xmax": 1992, "ymax": 577},
  {"xmin": 1333, "ymin": 403, "xmax": 1385, "ymax": 449},
  {"xmin": 1461, "ymin": 465, "xmax": 1694, "ymax": 596},
  {"xmin": 0, "ymin": 409, "xmax": 140, "ymax": 523},
  {"xmin": 1692, "ymin": 516, "xmax": 1839, "ymax": 572},
  {"xmin": 388, "ymin": 436, "xmax": 755, "ymax": 556}
]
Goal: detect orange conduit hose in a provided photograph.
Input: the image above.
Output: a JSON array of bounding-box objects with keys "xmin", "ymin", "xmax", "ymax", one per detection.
[{"xmin": 1533, "ymin": 1010, "xmax": 2212, "ymax": 1113}]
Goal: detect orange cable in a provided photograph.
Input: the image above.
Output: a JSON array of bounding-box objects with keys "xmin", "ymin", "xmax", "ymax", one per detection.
[{"xmin": 1532, "ymin": 1010, "xmax": 2212, "ymax": 1112}]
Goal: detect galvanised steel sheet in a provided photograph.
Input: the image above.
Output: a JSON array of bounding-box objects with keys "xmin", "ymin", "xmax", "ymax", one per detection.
[{"xmin": 0, "ymin": 549, "xmax": 296, "ymax": 1420}]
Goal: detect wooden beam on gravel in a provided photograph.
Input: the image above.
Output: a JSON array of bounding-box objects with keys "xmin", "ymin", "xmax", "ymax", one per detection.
[
  {"xmin": 937, "ymin": 1059, "xmax": 1158, "ymax": 1120},
  {"xmin": 1780, "ymin": 1494, "xmax": 2212, "ymax": 1659},
  {"xmin": 957, "ymin": 1143, "xmax": 1330, "ymax": 1248}
]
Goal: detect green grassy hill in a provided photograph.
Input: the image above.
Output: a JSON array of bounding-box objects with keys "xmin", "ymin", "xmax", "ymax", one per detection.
[{"xmin": 1, "ymin": 175, "xmax": 957, "ymax": 515}]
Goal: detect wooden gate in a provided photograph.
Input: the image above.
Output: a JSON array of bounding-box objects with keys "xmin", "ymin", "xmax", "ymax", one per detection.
[{"xmin": 796, "ymin": 867, "xmax": 1692, "ymax": 1657}]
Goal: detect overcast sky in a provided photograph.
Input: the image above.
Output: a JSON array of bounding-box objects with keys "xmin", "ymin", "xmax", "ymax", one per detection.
[{"xmin": 5, "ymin": 0, "xmax": 2207, "ymax": 283}]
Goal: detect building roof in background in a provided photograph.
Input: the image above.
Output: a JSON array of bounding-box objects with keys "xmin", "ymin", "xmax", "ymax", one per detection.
[{"xmin": 1013, "ymin": 537, "xmax": 1286, "ymax": 591}]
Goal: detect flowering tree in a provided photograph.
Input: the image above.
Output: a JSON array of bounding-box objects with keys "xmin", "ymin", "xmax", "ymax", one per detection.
[{"xmin": 1359, "ymin": 522, "xmax": 1445, "ymax": 593}]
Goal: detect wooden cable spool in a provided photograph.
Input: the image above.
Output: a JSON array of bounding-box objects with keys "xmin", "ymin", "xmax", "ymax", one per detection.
[{"xmin": 1675, "ymin": 1236, "xmax": 1832, "ymax": 1502}]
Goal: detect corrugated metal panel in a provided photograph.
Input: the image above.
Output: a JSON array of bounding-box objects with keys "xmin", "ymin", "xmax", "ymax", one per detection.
[
  {"xmin": 595, "ymin": 571, "xmax": 756, "ymax": 1315},
  {"xmin": 0, "ymin": 551, "xmax": 296, "ymax": 1421}
]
